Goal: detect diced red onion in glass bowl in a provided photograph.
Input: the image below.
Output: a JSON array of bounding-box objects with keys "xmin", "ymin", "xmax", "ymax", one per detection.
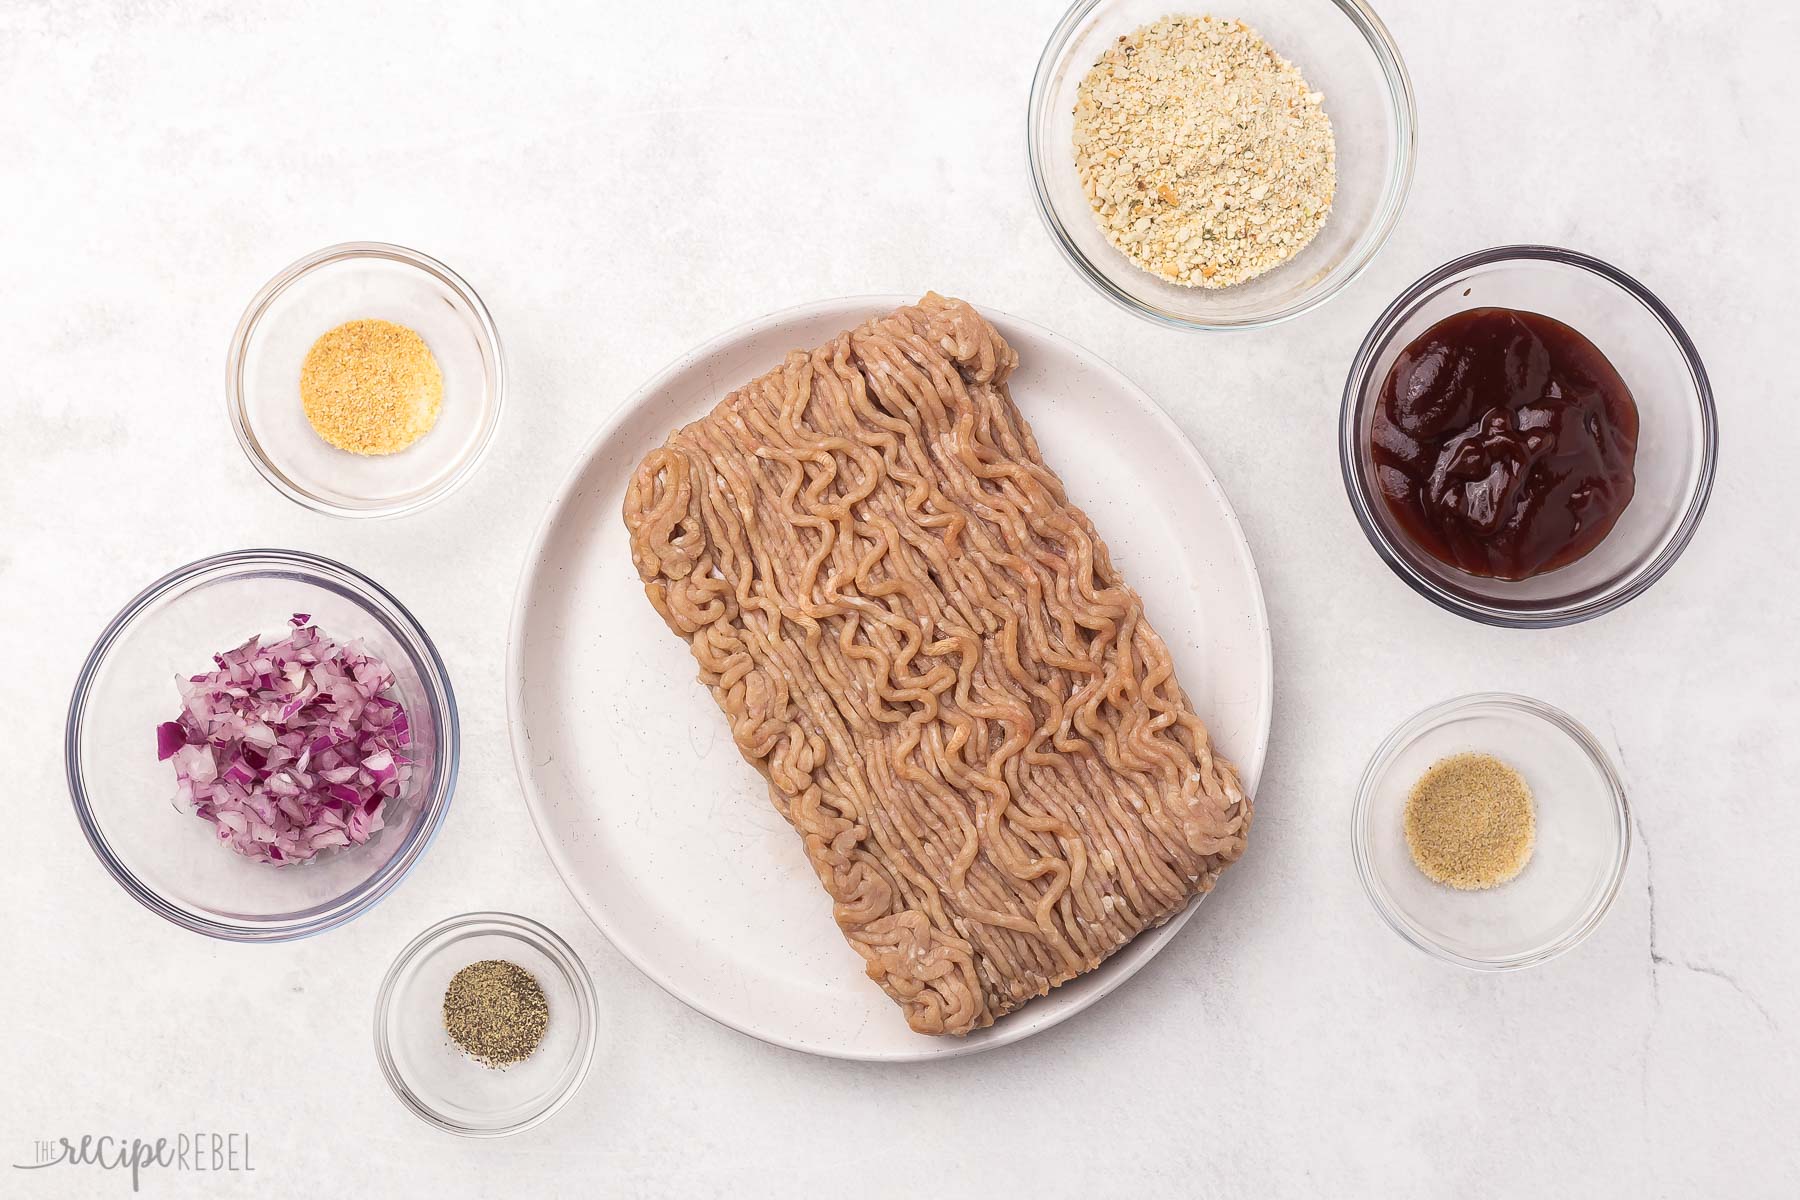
[{"xmin": 157, "ymin": 614, "xmax": 413, "ymax": 866}]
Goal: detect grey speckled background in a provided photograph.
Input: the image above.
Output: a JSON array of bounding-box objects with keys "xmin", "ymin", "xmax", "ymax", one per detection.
[{"xmin": 2, "ymin": 1, "xmax": 1796, "ymax": 1195}]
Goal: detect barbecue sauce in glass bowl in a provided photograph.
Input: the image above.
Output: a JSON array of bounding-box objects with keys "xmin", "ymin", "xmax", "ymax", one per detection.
[{"xmin": 1371, "ymin": 307, "xmax": 1639, "ymax": 580}]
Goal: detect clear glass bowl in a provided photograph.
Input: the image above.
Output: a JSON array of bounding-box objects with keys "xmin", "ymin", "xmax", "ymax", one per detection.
[
  {"xmin": 1352, "ymin": 694, "xmax": 1629, "ymax": 970},
  {"xmin": 375, "ymin": 912, "xmax": 598, "ymax": 1137},
  {"xmin": 227, "ymin": 242, "xmax": 505, "ymax": 519},
  {"xmin": 1027, "ymin": 0, "xmax": 1416, "ymax": 330},
  {"xmin": 1341, "ymin": 246, "xmax": 1718, "ymax": 626},
  {"xmin": 65, "ymin": 549, "xmax": 459, "ymax": 940}
]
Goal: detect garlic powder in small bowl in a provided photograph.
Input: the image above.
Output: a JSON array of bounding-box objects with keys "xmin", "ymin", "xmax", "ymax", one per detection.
[
  {"xmin": 1403, "ymin": 752, "xmax": 1537, "ymax": 890},
  {"xmin": 1352, "ymin": 694, "xmax": 1629, "ymax": 971}
]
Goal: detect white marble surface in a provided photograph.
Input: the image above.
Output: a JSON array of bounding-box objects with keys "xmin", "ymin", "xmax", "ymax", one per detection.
[{"xmin": 2, "ymin": 1, "xmax": 1796, "ymax": 1195}]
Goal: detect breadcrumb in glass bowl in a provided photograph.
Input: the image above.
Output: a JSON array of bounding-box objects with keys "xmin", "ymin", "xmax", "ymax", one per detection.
[{"xmin": 1029, "ymin": 0, "xmax": 1415, "ymax": 330}]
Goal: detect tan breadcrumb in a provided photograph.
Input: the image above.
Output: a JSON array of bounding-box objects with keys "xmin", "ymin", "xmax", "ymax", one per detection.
[
  {"xmin": 300, "ymin": 318, "xmax": 443, "ymax": 455},
  {"xmin": 1404, "ymin": 753, "xmax": 1537, "ymax": 890},
  {"xmin": 1072, "ymin": 15, "xmax": 1336, "ymax": 289}
]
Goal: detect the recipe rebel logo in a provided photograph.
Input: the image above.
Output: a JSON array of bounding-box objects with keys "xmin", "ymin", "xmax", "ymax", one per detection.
[{"xmin": 12, "ymin": 1131, "xmax": 255, "ymax": 1192}]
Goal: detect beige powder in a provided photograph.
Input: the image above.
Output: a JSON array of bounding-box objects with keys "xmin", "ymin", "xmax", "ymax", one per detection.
[
  {"xmin": 1404, "ymin": 752, "xmax": 1536, "ymax": 890},
  {"xmin": 300, "ymin": 318, "xmax": 443, "ymax": 455}
]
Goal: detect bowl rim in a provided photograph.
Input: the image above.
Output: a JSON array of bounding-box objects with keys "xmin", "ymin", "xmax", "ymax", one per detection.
[
  {"xmin": 225, "ymin": 240, "xmax": 507, "ymax": 520},
  {"xmin": 1350, "ymin": 692, "xmax": 1631, "ymax": 971},
  {"xmin": 64, "ymin": 548, "xmax": 460, "ymax": 942},
  {"xmin": 373, "ymin": 911, "xmax": 599, "ymax": 1138},
  {"xmin": 1338, "ymin": 244, "xmax": 1720, "ymax": 627},
  {"xmin": 1026, "ymin": 0, "xmax": 1418, "ymax": 331}
]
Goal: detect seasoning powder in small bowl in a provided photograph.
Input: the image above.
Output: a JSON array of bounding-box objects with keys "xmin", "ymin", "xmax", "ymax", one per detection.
[
  {"xmin": 300, "ymin": 319, "xmax": 443, "ymax": 455},
  {"xmin": 227, "ymin": 242, "xmax": 504, "ymax": 519},
  {"xmin": 1403, "ymin": 752, "xmax": 1536, "ymax": 890},
  {"xmin": 1351, "ymin": 694, "xmax": 1629, "ymax": 971}
]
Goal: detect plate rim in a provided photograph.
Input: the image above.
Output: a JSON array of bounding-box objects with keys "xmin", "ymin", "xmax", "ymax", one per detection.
[{"xmin": 505, "ymin": 294, "xmax": 1273, "ymax": 1061}]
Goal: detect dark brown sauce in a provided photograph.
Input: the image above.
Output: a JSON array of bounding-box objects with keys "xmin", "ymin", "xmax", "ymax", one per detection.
[{"xmin": 1371, "ymin": 307, "xmax": 1639, "ymax": 580}]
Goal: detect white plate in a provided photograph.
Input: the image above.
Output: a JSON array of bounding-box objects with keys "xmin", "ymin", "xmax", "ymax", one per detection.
[{"xmin": 507, "ymin": 297, "xmax": 1271, "ymax": 1061}]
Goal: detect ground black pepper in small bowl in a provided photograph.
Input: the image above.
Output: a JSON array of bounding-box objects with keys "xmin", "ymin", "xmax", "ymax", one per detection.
[
  {"xmin": 378, "ymin": 913, "xmax": 598, "ymax": 1135},
  {"xmin": 443, "ymin": 960, "xmax": 549, "ymax": 1068}
]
